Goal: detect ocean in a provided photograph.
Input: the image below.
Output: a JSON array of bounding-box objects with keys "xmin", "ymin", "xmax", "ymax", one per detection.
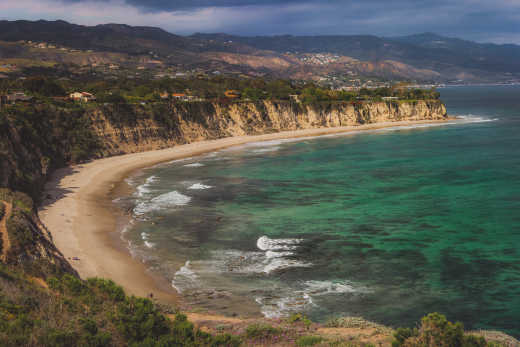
[{"xmin": 118, "ymin": 85, "xmax": 520, "ymax": 336}]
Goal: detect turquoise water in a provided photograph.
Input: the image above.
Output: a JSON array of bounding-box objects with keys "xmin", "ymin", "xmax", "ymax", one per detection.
[{"xmin": 122, "ymin": 86, "xmax": 520, "ymax": 336}]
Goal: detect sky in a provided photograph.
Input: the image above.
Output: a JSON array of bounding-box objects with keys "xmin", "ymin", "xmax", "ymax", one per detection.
[{"xmin": 1, "ymin": 0, "xmax": 519, "ymax": 44}]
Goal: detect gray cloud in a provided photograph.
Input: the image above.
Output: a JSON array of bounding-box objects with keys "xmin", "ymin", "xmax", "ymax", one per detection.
[{"xmin": 2, "ymin": 0, "xmax": 519, "ymax": 43}]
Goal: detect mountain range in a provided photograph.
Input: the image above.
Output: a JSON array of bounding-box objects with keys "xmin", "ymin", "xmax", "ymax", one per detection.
[{"xmin": 1, "ymin": 20, "xmax": 519, "ymax": 83}]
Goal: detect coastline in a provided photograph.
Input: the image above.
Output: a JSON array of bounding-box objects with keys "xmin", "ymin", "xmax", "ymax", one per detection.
[{"xmin": 38, "ymin": 119, "xmax": 453, "ymax": 306}]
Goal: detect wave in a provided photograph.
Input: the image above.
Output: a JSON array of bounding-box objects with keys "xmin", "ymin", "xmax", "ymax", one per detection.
[
  {"xmin": 170, "ymin": 246, "xmax": 311, "ymax": 293},
  {"xmin": 454, "ymin": 114, "xmax": 499, "ymax": 123},
  {"xmin": 134, "ymin": 191, "xmax": 191, "ymax": 215},
  {"xmin": 303, "ymin": 280, "xmax": 358, "ymax": 295},
  {"xmin": 188, "ymin": 183, "xmax": 213, "ymax": 190},
  {"xmin": 257, "ymin": 235, "xmax": 302, "ymax": 251},
  {"xmin": 251, "ymin": 146, "xmax": 281, "ymax": 154},
  {"xmin": 171, "ymin": 261, "xmax": 199, "ymax": 294},
  {"xmin": 184, "ymin": 162, "xmax": 204, "ymax": 167},
  {"xmin": 254, "ymin": 280, "xmax": 369, "ymax": 318},
  {"xmin": 144, "ymin": 241, "xmax": 155, "ymax": 248},
  {"xmin": 255, "ymin": 293, "xmax": 314, "ymax": 318},
  {"xmin": 134, "ymin": 175, "xmax": 158, "ymax": 198}
]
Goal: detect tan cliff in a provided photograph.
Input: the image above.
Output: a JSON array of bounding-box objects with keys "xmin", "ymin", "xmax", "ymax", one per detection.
[{"xmin": 90, "ymin": 100, "xmax": 447, "ymax": 155}]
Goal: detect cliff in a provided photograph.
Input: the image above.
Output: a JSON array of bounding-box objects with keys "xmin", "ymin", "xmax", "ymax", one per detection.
[
  {"xmin": 0, "ymin": 99, "xmax": 446, "ymax": 276},
  {"xmin": 90, "ymin": 100, "xmax": 447, "ymax": 155}
]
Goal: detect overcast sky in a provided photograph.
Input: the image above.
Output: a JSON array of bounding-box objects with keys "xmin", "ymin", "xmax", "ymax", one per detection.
[{"xmin": 1, "ymin": 0, "xmax": 519, "ymax": 44}]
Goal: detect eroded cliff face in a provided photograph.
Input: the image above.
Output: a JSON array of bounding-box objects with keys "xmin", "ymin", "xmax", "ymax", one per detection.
[{"xmin": 90, "ymin": 100, "xmax": 447, "ymax": 155}]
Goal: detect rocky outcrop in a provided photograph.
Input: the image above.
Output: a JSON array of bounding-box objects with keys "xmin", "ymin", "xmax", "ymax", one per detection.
[{"xmin": 90, "ymin": 100, "xmax": 447, "ymax": 155}]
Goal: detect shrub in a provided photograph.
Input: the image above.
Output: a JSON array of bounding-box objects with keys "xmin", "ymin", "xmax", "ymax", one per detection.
[
  {"xmin": 87, "ymin": 278, "xmax": 125, "ymax": 302},
  {"xmin": 245, "ymin": 323, "xmax": 282, "ymax": 339},
  {"xmin": 393, "ymin": 313, "xmax": 494, "ymax": 347},
  {"xmin": 288, "ymin": 313, "xmax": 312, "ymax": 329},
  {"xmin": 296, "ymin": 335, "xmax": 324, "ymax": 346}
]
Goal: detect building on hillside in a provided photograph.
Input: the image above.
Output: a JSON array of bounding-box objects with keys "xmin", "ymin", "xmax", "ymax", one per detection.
[
  {"xmin": 382, "ymin": 96, "xmax": 399, "ymax": 101},
  {"xmin": 172, "ymin": 93, "xmax": 190, "ymax": 101},
  {"xmin": 224, "ymin": 90, "xmax": 241, "ymax": 99},
  {"xmin": 7, "ymin": 92, "xmax": 32, "ymax": 103},
  {"xmin": 289, "ymin": 94, "xmax": 300, "ymax": 103},
  {"xmin": 69, "ymin": 92, "xmax": 96, "ymax": 102}
]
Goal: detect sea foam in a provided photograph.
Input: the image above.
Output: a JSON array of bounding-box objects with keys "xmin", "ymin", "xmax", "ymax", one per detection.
[
  {"xmin": 172, "ymin": 261, "xmax": 199, "ymax": 293},
  {"xmin": 134, "ymin": 191, "xmax": 191, "ymax": 215},
  {"xmin": 188, "ymin": 183, "xmax": 213, "ymax": 190},
  {"xmin": 257, "ymin": 235, "xmax": 302, "ymax": 251}
]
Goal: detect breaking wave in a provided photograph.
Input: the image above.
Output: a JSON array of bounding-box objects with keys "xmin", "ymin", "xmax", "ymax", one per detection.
[
  {"xmin": 184, "ymin": 162, "xmax": 204, "ymax": 167},
  {"xmin": 135, "ymin": 175, "xmax": 158, "ymax": 198},
  {"xmin": 188, "ymin": 183, "xmax": 213, "ymax": 190},
  {"xmin": 172, "ymin": 261, "xmax": 199, "ymax": 293},
  {"xmin": 455, "ymin": 114, "xmax": 499, "ymax": 123},
  {"xmin": 257, "ymin": 235, "xmax": 302, "ymax": 251},
  {"xmin": 134, "ymin": 191, "xmax": 191, "ymax": 216}
]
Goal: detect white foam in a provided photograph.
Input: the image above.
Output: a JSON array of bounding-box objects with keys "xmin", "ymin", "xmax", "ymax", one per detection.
[
  {"xmin": 265, "ymin": 250, "xmax": 294, "ymax": 258},
  {"xmin": 188, "ymin": 183, "xmax": 213, "ymax": 190},
  {"xmin": 134, "ymin": 191, "xmax": 191, "ymax": 215},
  {"xmin": 184, "ymin": 162, "xmax": 204, "ymax": 167},
  {"xmin": 144, "ymin": 241, "xmax": 155, "ymax": 248},
  {"xmin": 455, "ymin": 114, "xmax": 499, "ymax": 123},
  {"xmin": 303, "ymin": 280, "xmax": 357, "ymax": 295},
  {"xmin": 257, "ymin": 235, "xmax": 302, "ymax": 251},
  {"xmin": 171, "ymin": 261, "xmax": 199, "ymax": 293},
  {"xmin": 255, "ymin": 292, "xmax": 314, "ymax": 318},
  {"xmin": 251, "ymin": 146, "xmax": 281, "ymax": 154},
  {"xmin": 135, "ymin": 175, "xmax": 158, "ymax": 198},
  {"xmin": 262, "ymin": 257, "xmax": 311, "ymax": 274}
]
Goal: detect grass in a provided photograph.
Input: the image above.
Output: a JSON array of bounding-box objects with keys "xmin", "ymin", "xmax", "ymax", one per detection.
[
  {"xmin": 245, "ymin": 323, "xmax": 282, "ymax": 339},
  {"xmin": 296, "ymin": 335, "xmax": 324, "ymax": 346}
]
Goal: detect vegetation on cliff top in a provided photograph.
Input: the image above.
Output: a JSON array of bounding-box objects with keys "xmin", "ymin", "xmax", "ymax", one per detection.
[{"xmin": 1, "ymin": 75, "xmax": 440, "ymax": 105}]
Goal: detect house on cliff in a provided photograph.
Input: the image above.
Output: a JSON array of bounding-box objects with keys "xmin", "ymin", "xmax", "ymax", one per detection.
[{"xmin": 69, "ymin": 92, "xmax": 96, "ymax": 102}]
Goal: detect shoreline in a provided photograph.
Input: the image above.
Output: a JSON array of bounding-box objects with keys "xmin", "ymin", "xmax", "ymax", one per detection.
[{"xmin": 38, "ymin": 119, "xmax": 453, "ymax": 306}]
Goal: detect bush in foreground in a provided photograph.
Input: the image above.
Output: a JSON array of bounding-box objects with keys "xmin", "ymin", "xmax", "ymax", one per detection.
[{"xmin": 392, "ymin": 312, "xmax": 501, "ymax": 347}]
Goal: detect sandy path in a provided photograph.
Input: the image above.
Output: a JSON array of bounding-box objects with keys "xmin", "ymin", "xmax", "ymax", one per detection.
[{"xmin": 38, "ymin": 119, "xmax": 451, "ymax": 303}]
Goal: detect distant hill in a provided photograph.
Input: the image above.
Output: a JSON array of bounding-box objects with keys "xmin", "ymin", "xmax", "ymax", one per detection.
[
  {"xmin": 194, "ymin": 32, "xmax": 520, "ymax": 80},
  {"xmin": 1, "ymin": 20, "xmax": 519, "ymax": 83}
]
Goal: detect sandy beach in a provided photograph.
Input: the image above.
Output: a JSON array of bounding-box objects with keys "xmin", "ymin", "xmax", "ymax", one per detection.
[{"xmin": 38, "ymin": 119, "xmax": 452, "ymax": 304}]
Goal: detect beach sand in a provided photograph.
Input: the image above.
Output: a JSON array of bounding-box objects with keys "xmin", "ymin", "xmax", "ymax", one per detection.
[{"xmin": 38, "ymin": 120, "xmax": 452, "ymax": 304}]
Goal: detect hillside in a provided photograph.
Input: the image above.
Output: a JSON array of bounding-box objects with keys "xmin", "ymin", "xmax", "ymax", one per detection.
[
  {"xmin": 2, "ymin": 85, "xmax": 520, "ymax": 344},
  {"xmin": 1, "ymin": 20, "xmax": 519, "ymax": 83}
]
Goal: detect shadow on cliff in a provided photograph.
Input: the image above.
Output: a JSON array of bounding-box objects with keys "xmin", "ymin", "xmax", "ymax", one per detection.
[{"xmin": 38, "ymin": 166, "xmax": 81, "ymax": 210}]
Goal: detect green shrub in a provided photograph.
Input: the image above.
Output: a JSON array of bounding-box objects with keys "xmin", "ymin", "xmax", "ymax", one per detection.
[
  {"xmin": 392, "ymin": 327, "xmax": 418, "ymax": 347},
  {"xmin": 288, "ymin": 313, "xmax": 312, "ymax": 329},
  {"xmin": 245, "ymin": 323, "xmax": 282, "ymax": 339},
  {"xmin": 87, "ymin": 278, "xmax": 125, "ymax": 302},
  {"xmin": 393, "ymin": 313, "xmax": 494, "ymax": 347},
  {"xmin": 208, "ymin": 333, "xmax": 242, "ymax": 346},
  {"xmin": 41, "ymin": 329, "xmax": 79, "ymax": 347},
  {"xmin": 296, "ymin": 335, "xmax": 324, "ymax": 346}
]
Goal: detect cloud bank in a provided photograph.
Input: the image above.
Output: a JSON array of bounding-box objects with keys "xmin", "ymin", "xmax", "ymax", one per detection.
[{"xmin": 1, "ymin": 0, "xmax": 519, "ymax": 43}]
